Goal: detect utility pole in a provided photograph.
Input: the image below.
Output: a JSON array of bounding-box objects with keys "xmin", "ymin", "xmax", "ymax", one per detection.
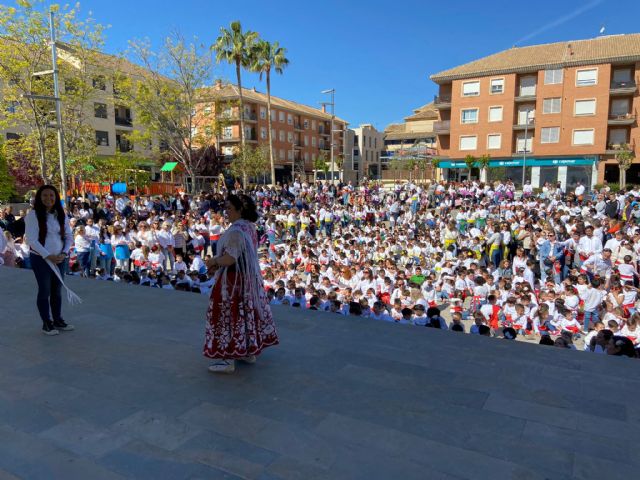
[
  {"xmin": 49, "ymin": 10, "xmax": 67, "ymax": 202},
  {"xmin": 521, "ymin": 109, "xmax": 531, "ymax": 188},
  {"xmin": 321, "ymin": 88, "xmax": 335, "ymax": 185}
]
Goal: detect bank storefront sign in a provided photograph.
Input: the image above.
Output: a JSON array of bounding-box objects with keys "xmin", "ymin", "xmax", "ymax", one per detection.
[{"xmin": 439, "ymin": 157, "xmax": 597, "ymax": 169}]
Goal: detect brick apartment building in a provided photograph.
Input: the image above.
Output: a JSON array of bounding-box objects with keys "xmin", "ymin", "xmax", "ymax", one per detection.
[
  {"xmin": 430, "ymin": 34, "xmax": 640, "ymax": 189},
  {"xmin": 200, "ymin": 81, "xmax": 348, "ymax": 183}
]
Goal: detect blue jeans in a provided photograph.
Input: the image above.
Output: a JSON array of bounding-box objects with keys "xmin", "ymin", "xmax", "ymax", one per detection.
[
  {"xmin": 77, "ymin": 251, "xmax": 91, "ymax": 276},
  {"xmin": 30, "ymin": 253, "xmax": 67, "ymax": 324},
  {"xmin": 583, "ymin": 310, "xmax": 599, "ymax": 332}
]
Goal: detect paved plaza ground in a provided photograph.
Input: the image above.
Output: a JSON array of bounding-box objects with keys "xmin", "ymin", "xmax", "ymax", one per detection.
[{"xmin": 0, "ymin": 266, "xmax": 639, "ymax": 479}]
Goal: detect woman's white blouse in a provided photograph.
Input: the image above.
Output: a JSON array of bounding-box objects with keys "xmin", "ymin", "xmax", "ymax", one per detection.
[{"xmin": 24, "ymin": 210, "xmax": 72, "ymax": 257}]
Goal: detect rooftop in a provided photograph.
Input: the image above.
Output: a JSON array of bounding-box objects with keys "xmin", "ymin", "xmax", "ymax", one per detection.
[
  {"xmin": 0, "ymin": 266, "xmax": 638, "ymax": 479},
  {"xmin": 201, "ymin": 83, "xmax": 348, "ymax": 124},
  {"xmin": 431, "ymin": 33, "xmax": 640, "ymax": 83}
]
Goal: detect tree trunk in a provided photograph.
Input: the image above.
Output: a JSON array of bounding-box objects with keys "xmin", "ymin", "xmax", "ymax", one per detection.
[
  {"xmin": 480, "ymin": 167, "xmax": 487, "ymax": 183},
  {"xmin": 266, "ymin": 70, "xmax": 275, "ymax": 186},
  {"xmin": 236, "ymin": 60, "xmax": 245, "ymax": 147},
  {"xmin": 620, "ymin": 167, "xmax": 627, "ymax": 189}
]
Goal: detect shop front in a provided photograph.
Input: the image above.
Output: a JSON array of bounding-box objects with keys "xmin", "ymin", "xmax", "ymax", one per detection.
[{"xmin": 440, "ymin": 157, "xmax": 598, "ymax": 190}]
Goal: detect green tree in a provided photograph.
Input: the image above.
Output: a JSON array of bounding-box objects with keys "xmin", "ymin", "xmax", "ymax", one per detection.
[
  {"xmin": 464, "ymin": 154, "xmax": 476, "ymax": 179},
  {"xmin": 0, "ymin": 0, "xmax": 107, "ymax": 185},
  {"xmin": 230, "ymin": 144, "xmax": 269, "ymax": 187},
  {"xmin": 0, "ymin": 145, "xmax": 17, "ymax": 202},
  {"xmin": 478, "ymin": 154, "xmax": 491, "ymax": 183},
  {"xmin": 313, "ymin": 152, "xmax": 329, "ymax": 181},
  {"xmin": 212, "ymin": 21, "xmax": 258, "ymax": 148},
  {"xmin": 116, "ymin": 33, "xmax": 217, "ymax": 192},
  {"xmin": 250, "ymin": 39, "xmax": 289, "ymax": 186},
  {"xmin": 615, "ymin": 144, "xmax": 635, "ymax": 189}
]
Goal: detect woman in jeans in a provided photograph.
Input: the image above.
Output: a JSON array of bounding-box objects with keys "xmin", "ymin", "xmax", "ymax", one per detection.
[{"xmin": 24, "ymin": 185, "xmax": 74, "ymax": 335}]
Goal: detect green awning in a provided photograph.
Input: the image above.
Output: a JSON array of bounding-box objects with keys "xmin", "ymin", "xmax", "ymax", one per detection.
[
  {"xmin": 83, "ymin": 164, "xmax": 96, "ymax": 172},
  {"xmin": 160, "ymin": 162, "xmax": 179, "ymax": 172}
]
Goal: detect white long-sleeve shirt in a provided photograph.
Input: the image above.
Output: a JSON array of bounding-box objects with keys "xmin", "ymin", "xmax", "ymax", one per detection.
[
  {"xmin": 156, "ymin": 230, "xmax": 175, "ymax": 249},
  {"xmin": 24, "ymin": 210, "xmax": 73, "ymax": 257}
]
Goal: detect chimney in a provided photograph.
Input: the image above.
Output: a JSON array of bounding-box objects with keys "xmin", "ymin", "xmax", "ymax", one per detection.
[
  {"xmin": 215, "ymin": 79, "xmax": 222, "ymax": 89},
  {"xmin": 322, "ymin": 105, "xmax": 326, "ymax": 113}
]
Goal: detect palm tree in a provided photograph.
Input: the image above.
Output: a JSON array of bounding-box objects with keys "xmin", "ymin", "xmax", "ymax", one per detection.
[
  {"xmin": 251, "ymin": 39, "xmax": 289, "ymax": 186},
  {"xmin": 212, "ymin": 21, "xmax": 258, "ymax": 147}
]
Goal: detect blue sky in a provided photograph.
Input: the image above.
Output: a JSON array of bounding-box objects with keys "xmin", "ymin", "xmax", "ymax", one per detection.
[{"xmin": 53, "ymin": 0, "xmax": 640, "ymax": 129}]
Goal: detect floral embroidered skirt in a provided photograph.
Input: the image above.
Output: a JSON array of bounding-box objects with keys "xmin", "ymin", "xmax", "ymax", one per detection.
[{"xmin": 204, "ymin": 271, "xmax": 279, "ymax": 359}]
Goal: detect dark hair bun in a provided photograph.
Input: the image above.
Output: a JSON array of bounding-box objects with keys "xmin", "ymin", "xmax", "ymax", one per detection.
[
  {"xmin": 240, "ymin": 195, "xmax": 259, "ymax": 222},
  {"xmin": 227, "ymin": 194, "xmax": 258, "ymax": 222}
]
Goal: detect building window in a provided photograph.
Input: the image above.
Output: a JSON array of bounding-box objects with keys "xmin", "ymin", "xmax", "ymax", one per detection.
[
  {"xmin": 95, "ymin": 130, "xmax": 109, "ymax": 146},
  {"xmin": 222, "ymin": 126, "xmax": 233, "ymax": 139},
  {"xmin": 488, "ymin": 106, "xmax": 503, "ymax": 122},
  {"xmin": 204, "ymin": 126, "xmax": 212, "ymax": 136},
  {"xmin": 544, "ymin": 69, "xmax": 563, "ymax": 85},
  {"xmin": 279, "ymin": 149, "xmax": 285, "ymax": 160},
  {"xmin": 304, "ymin": 135, "xmax": 309, "ymax": 146},
  {"xmin": 516, "ymin": 133, "xmax": 533, "ymax": 153},
  {"xmin": 459, "ymin": 135, "xmax": 477, "ymax": 150},
  {"xmin": 287, "ymin": 113, "xmax": 293, "ymax": 125},
  {"xmin": 279, "ymin": 111, "xmax": 285, "ymax": 123},
  {"xmin": 204, "ymin": 105, "xmax": 212, "ymax": 115},
  {"xmin": 5, "ymin": 101, "xmax": 20, "ymax": 114},
  {"xmin": 573, "ymin": 129, "xmax": 595, "ymax": 145},
  {"xmin": 279, "ymin": 130, "xmax": 285, "ymax": 142},
  {"xmin": 574, "ymin": 99, "xmax": 596, "ymax": 116},
  {"xmin": 271, "ymin": 128, "xmax": 276, "ymax": 139},
  {"xmin": 312, "ymin": 120, "xmax": 317, "ymax": 130},
  {"xmin": 287, "ymin": 132, "xmax": 293, "ymax": 142},
  {"xmin": 260, "ymin": 107, "xmax": 266, "ymax": 119},
  {"xmin": 490, "ymin": 78, "xmax": 504, "ymax": 94},
  {"xmin": 94, "ymin": 102, "xmax": 107, "ymax": 119},
  {"xmin": 611, "ymin": 98, "xmax": 630, "ymax": 116},
  {"xmin": 303, "ymin": 119, "xmax": 309, "ymax": 129},
  {"xmin": 609, "ymin": 128, "xmax": 628, "ymax": 146},
  {"xmin": 6, "ymin": 132, "xmax": 20, "ymax": 141},
  {"xmin": 222, "ymin": 146, "xmax": 234, "ymax": 156},
  {"xmin": 487, "ymin": 134, "xmax": 501, "ymax": 149},
  {"xmin": 312, "ymin": 137, "xmax": 317, "ymax": 147},
  {"xmin": 518, "ymin": 76, "xmax": 536, "ymax": 96},
  {"xmin": 288, "ymin": 150, "xmax": 293, "ymax": 160},
  {"xmin": 543, "ymin": 97, "xmax": 561, "ymax": 114},
  {"xmin": 576, "ymin": 68, "xmax": 598, "ymax": 86},
  {"xmin": 461, "ymin": 108, "xmax": 479, "ymax": 124},
  {"xmin": 462, "ymin": 81, "xmax": 480, "ymax": 97},
  {"xmin": 92, "ymin": 75, "xmax": 106, "ymax": 91},
  {"xmin": 540, "ymin": 127, "xmax": 560, "ymax": 143},
  {"xmin": 260, "ymin": 127, "xmax": 267, "ymax": 139},
  {"xmin": 270, "ymin": 110, "xmax": 276, "ymax": 121}
]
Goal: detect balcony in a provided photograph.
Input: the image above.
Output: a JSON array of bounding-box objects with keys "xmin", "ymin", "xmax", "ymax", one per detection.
[
  {"xmin": 514, "ymin": 92, "xmax": 537, "ymax": 103},
  {"xmin": 610, "ymin": 80, "xmax": 636, "ymax": 96},
  {"xmin": 116, "ymin": 140, "xmax": 132, "ymax": 153},
  {"xmin": 319, "ymin": 144, "xmax": 331, "ymax": 151},
  {"xmin": 115, "ymin": 116, "xmax": 132, "ymax": 127},
  {"xmin": 242, "ymin": 112, "xmax": 258, "ymax": 122},
  {"xmin": 433, "ymin": 95, "xmax": 451, "ymax": 109},
  {"xmin": 513, "ymin": 119, "xmax": 536, "ymax": 131},
  {"xmin": 433, "ymin": 120, "xmax": 450, "ymax": 134},
  {"xmin": 607, "ymin": 112, "xmax": 637, "ymax": 126},
  {"xmin": 318, "ymin": 128, "xmax": 330, "ymax": 136},
  {"xmin": 294, "ymin": 122, "xmax": 304, "ymax": 131},
  {"xmin": 513, "ymin": 149, "xmax": 533, "ymax": 155},
  {"xmin": 605, "ymin": 142, "xmax": 635, "ymax": 155}
]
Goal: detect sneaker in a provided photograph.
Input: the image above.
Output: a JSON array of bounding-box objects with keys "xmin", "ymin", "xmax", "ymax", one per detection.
[
  {"xmin": 53, "ymin": 320, "xmax": 74, "ymax": 331},
  {"xmin": 208, "ymin": 360, "xmax": 236, "ymax": 374},
  {"xmin": 42, "ymin": 322, "xmax": 60, "ymax": 336},
  {"xmin": 239, "ymin": 355, "xmax": 257, "ymax": 364}
]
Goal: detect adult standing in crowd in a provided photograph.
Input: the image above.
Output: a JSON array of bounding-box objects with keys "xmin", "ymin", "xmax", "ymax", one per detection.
[
  {"xmin": 24, "ymin": 185, "xmax": 74, "ymax": 335},
  {"xmin": 203, "ymin": 194, "xmax": 279, "ymax": 374}
]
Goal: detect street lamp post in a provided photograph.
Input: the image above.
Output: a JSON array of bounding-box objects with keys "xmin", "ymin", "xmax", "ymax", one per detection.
[
  {"xmin": 321, "ymin": 88, "xmax": 335, "ymax": 185},
  {"xmin": 521, "ymin": 109, "xmax": 531, "ymax": 188}
]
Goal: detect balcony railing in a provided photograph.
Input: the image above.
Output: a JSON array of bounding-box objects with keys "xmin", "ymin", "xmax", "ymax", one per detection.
[
  {"xmin": 605, "ymin": 141, "xmax": 635, "ymax": 155},
  {"xmin": 610, "ymin": 80, "xmax": 636, "ymax": 95},
  {"xmin": 513, "ymin": 119, "xmax": 536, "ymax": 130},
  {"xmin": 116, "ymin": 141, "xmax": 133, "ymax": 153},
  {"xmin": 515, "ymin": 92, "xmax": 537, "ymax": 102},
  {"xmin": 433, "ymin": 95, "xmax": 452, "ymax": 108},
  {"xmin": 243, "ymin": 112, "xmax": 257, "ymax": 121},
  {"xmin": 115, "ymin": 116, "xmax": 132, "ymax": 127},
  {"xmin": 607, "ymin": 112, "xmax": 637, "ymax": 126},
  {"xmin": 434, "ymin": 120, "xmax": 450, "ymax": 134}
]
